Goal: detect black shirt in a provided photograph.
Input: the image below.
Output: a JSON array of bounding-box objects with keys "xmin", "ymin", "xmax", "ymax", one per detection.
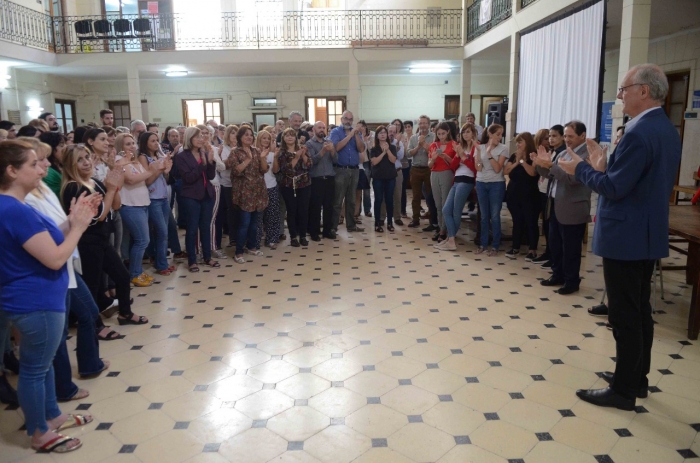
[
  {"xmin": 62, "ymin": 179, "xmax": 111, "ymax": 244},
  {"xmin": 369, "ymin": 145, "xmax": 398, "ymax": 180},
  {"xmin": 506, "ymin": 154, "xmax": 539, "ymax": 198}
]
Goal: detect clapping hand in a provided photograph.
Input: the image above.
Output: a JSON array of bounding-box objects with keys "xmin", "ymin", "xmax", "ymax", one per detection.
[
  {"xmin": 558, "ymin": 147, "xmax": 584, "ymax": 175},
  {"xmin": 68, "ymin": 192, "xmax": 96, "ymax": 232},
  {"xmin": 586, "ymin": 138, "xmax": 607, "ymax": 172},
  {"xmin": 105, "ymin": 167, "xmax": 125, "ymax": 191},
  {"xmin": 163, "ymin": 157, "xmax": 173, "ymax": 174}
]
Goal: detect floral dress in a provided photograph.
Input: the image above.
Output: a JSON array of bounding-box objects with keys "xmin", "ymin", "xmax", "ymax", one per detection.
[{"xmin": 226, "ymin": 146, "xmax": 269, "ymax": 213}]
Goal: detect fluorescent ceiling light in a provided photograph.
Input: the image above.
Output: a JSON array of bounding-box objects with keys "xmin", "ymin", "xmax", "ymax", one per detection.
[
  {"xmin": 409, "ymin": 66, "xmax": 452, "ymax": 74},
  {"xmin": 165, "ymin": 71, "xmax": 188, "ymax": 77}
]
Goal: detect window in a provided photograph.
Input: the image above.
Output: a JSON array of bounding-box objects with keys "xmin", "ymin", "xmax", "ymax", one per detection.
[
  {"xmin": 306, "ymin": 97, "xmax": 345, "ymax": 128},
  {"xmin": 253, "ymin": 113, "xmax": 277, "ymax": 131},
  {"xmin": 54, "ymin": 99, "xmax": 76, "ymax": 134},
  {"xmin": 108, "ymin": 101, "xmax": 131, "ymax": 128},
  {"xmin": 253, "ymin": 98, "xmax": 277, "ymax": 106},
  {"xmin": 182, "ymin": 99, "xmax": 224, "ymax": 126}
]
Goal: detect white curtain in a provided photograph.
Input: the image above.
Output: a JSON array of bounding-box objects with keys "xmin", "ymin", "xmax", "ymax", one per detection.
[
  {"xmin": 479, "ymin": 0, "xmax": 492, "ymax": 26},
  {"xmin": 516, "ymin": 0, "xmax": 604, "ymax": 137}
]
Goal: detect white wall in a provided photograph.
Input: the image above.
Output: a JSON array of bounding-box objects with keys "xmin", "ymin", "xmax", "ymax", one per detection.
[
  {"xmin": 11, "ymin": 0, "xmax": 43, "ymax": 12},
  {"xmin": 605, "ymin": 28, "xmax": 700, "ymax": 186}
]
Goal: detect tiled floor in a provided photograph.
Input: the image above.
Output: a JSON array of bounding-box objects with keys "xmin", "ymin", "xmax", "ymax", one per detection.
[{"xmin": 2, "ymin": 198, "xmax": 700, "ymax": 463}]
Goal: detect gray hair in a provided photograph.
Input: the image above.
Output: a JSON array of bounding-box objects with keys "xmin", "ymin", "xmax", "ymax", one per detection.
[
  {"xmin": 115, "ymin": 126, "xmax": 130, "ymax": 134},
  {"xmin": 130, "ymin": 119, "xmax": 145, "ymax": 130},
  {"xmin": 631, "ymin": 64, "xmax": 669, "ymax": 102},
  {"xmin": 288, "ymin": 111, "xmax": 303, "ymax": 120}
]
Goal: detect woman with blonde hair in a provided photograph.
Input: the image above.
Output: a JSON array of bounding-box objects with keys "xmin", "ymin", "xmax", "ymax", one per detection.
[
  {"xmin": 60, "ymin": 144, "xmax": 149, "ymax": 327},
  {"xmin": 175, "ymin": 126, "xmax": 220, "ymax": 271},
  {"xmin": 225, "ymin": 125, "xmax": 268, "ymax": 262},
  {"xmin": 255, "ymin": 129, "xmax": 281, "ymax": 249}
]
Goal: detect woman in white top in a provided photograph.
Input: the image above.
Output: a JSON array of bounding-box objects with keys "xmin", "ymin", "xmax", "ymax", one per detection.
[
  {"xmin": 198, "ymin": 125, "xmax": 227, "ymax": 259},
  {"xmin": 474, "ymin": 124, "xmax": 508, "ymax": 256},
  {"xmin": 436, "ymin": 123, "xmax": 478, "ymax": 251},
  {"xmin": 114, "ymin": 133, "xmax": 163, "ymax": 286},
  {"xmin": 255, "ymin": 130, "xmax": 281, "ymax": 249},
  {"xmin": 218, "ymin": 125, "xmax": 238, "ymax": 248}
]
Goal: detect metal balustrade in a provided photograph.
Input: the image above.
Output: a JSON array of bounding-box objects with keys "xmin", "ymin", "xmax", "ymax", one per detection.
[
  {"xmin": 0, "ymin": 0, "xmax": 462, "ymax": 54},
  {"xmin": 466, "ymin": 0, "xmax": 512, "ymax": 42}
]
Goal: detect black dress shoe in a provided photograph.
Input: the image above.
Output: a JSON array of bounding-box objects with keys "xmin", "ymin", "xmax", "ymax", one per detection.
[
  {"xmin": 395, "ymin": 219, "xmax": 404, "ymax": 226},
  {"xmin": 0, "ymin": 374, "xmax": 18, "ymax": 405},
  {"xmin": 290, "ymin": 239, "xmax": 300, "ymax": 247},
  {"xmin": 326, "ymin": 231, "xmax": 337, "ymax": 239},
  {"xmin": 310, "ymin": 235, "xmax": 321, "ymax": 242},
  {"xmin": 599, "ymin": 371, "xmax": 648, "ymax": 398},
  {"xmin": 407, "ymin": 221, "xmax": 421, "ymax": 228},
  {"xmin": 556, "ymin": 286, "xmax": 579, "ymax": 295},
  {"xmin": 588, "ymin": 303, "xmax": 609, "ymax": 316},
  {"xmin": 423, "ymin": 224, "xmax": 438, "ymax": 232},
  {"xmin": 540, "ymin": 276, "xmax": 565, "ymax": 287},
  {"xmin": 299, "ymin": 238, "xmax": 309, "ymax": 247},
  {"xmin": 575, "ymin": 387, "xmax": 635, "ymax": 411}
]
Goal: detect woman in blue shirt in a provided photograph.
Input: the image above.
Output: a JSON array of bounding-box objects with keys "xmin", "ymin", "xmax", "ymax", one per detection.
[{"xmin": 0, "ymin": 139, "xmax": 95, "ymax": 453}]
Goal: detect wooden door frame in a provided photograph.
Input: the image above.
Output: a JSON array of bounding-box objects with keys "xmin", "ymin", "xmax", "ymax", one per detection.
[
  {"xmin": 182, "ymin": 98, "xmax": 225, "ymax": 127},
  {"xmin": 108, "ymin": 100, "xmax": 131, "ymax": 128},
  {"xmin": 54, "ymin": 98, "xmax": 76, "ymax": 134},
  {"xmin": 444, "ymin": 95, "xmax": 460, "ymax": 120},
  {"xmin": 304, "ymin": 96, "xmax": 347, "ymax": 126}
]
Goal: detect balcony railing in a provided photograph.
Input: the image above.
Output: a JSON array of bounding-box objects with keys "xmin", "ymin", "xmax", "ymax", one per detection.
[
  {"xmin": 467, "ymin": 0, "xmax": 512, "ymax": 42},
  {"xmin": 0, "ymin": 1, "xmax": 462, "ymax": 54},
  {"xmin": 521, "ymin": 0, "xmax": 538, "ymax": 8}
]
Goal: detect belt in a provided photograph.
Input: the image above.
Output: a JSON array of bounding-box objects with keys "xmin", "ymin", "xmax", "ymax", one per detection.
[
  {"xmin": 312, "ymin": 175, "xmax": 334, "ymax": 180},
  {"xmin": 335, "ymin": 165, "xmax": 358, "ymax": 169},
  {"xmin": 413, "ymin": 165, "xmax": 429, "ymax": 169}
]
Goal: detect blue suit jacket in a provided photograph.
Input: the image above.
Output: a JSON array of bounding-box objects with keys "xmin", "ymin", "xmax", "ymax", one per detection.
[{"xmin": 575, "ymin": 107, "xmax": 681, "ymax": 261}]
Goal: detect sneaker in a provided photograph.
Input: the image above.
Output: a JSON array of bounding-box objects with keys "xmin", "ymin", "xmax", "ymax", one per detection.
[
  {"xmin": 532, "ymin": 254, "xmax": 549, "ymax": 264},
  {"xmin": 505, "ymin": 249, "xmax": 519, "ymax": 259},
  {"xmin": 213, "ymin": 249, "xmax": 228, "ymax": 259},
  {"xmin": 540, "ymin": 260, "xmax": 553, "ymax": 269},
  {"xmin": 524, "ymin": 252, "xmax": 537, "ymax": 262},
  {"xmin": 141, "ymin": 273, "xmax": 154, "ymax": 282},
  {"xmin": 131, "ymin": 274, "xmax": 153, "ymax": 287}
]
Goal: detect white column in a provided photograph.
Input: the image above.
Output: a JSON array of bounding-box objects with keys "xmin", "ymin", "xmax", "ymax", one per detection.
[
  {"xmin": 612, "ymin": 0, "xmax": 651, "ymax": 128},
  {"xmin": 127, "ymin": 65, "xmax": 143, "ymax": 122},
  {"xmin": 347, "ymin": 57, "xmax": 360, "ymax": 119},
  {"xmin": 505, "ymin": 32, "xmax": 520, "ymax": 149},
  {"xmin": 459, "ymin": 58, "xmax": 472, "ymax": 124}
]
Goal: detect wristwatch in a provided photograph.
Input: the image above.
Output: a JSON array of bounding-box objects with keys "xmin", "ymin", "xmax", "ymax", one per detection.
[{"xmin": 519, "ymin": 159, "xmax": 524, "ymax": 164}]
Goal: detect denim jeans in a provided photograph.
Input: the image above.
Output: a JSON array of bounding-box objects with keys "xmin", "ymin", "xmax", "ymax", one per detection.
[
  {"xmin": 0, "ymin": 310, "xmax": 63, "ymax": 435},
  {"xmin": 119, "ymin": 205, "xmax": 150, "ymax": 278},
  {"xmin": 475, "ymin": 181, "xmax": 506, "ymax": 250},
  {"xmin": 443, "ymin": 182, "xmax": 474, "ymax": 238},
  {"xmin": 236, "ymin": 210, "xmax": 259, "ymax": 255},
  {"xmin": 147, "ymin": 198, "xmax": 170, "ymax": 271},
  {"xmin": 180, "ymin": 195, "xmax": 215, "ymax": 266},
  {"xmin": 372, "ymin": 178, "xmax": 396, "ymax": 227}
]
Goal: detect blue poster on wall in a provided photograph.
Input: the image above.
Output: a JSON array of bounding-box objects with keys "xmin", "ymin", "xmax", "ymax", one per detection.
[{"xmin": 599, "ymin": 101, "xmax": 614, "ymax": 143}]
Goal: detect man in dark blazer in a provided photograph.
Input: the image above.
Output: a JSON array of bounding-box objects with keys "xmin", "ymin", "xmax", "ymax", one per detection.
[
  {"xmin": 534, "ymin": 121, "xmax": 592, "ymax": 295},
  {"xmin": 559, "ymin": 63, "xmax": 682, "ymax": 410}
]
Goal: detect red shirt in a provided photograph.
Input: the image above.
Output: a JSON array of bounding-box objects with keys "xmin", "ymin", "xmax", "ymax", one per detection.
[
  {"xmin": 449, "ymin": 144, "xmax": 478, "ymax": 175},
  {"xmin": 429, "ymin": 141, "xmax": 456, "ymax": 172}
]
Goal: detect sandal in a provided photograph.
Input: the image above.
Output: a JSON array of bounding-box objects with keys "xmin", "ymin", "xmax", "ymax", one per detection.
[
  {"xmin": 63, "ymin": 389, "xmax": 90, "ymax": 401},
  {"xmin": 387, "ymin": 225, "xmax": 395, "ymax": 232},
  {"xmin": 234, "ymin": 255, "xmax": 246, "ymax": 264},
  {"xmin": 375, "ymin": 226, "xmax": 384, "ymax": 233},
  {"xmin": 203, "ymin": 260, "xmax": 220, "ymax": 268},
  {"xmin": 54, "ymin": 414, "xmax": 93, "ymax": 432},
  {"xmin": 96, "ymin": 328, "xmax": 122, "ymax": 341},
  {"xmin": 188, "ymin": 264, "xmax": 200, "ymax": 273},
  {"xmin": 245, "ymin": 249, "xmax": 264, "ymax": 256},
  {"xmin": 118, "ymin": 315, "xmax": 148, "ymax": 325},
  {"xmin": 156, "ymin": 268, "xmax": 172, "ymax": 276},
  {"xmin": 33, "ymin": 434, "xmax": 82, "ymax": 454}
]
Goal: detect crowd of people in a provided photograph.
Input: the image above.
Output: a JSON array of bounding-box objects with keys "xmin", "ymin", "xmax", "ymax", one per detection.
[{"xmin": 0, "ymin": 62, "xmax": 683, "ymax": 452}]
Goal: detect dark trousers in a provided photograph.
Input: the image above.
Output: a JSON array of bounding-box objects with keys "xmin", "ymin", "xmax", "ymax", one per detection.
[
  {"xmin": 605, "ymin": 258, "xmax": 655, "ymax": 400},
  {"xmin": 401, "ymin": 165, "xmax": 411, "ymax": 215},
  {"xmin": 309, "ymin": 176, "xmax": 335, "ymax": 238},
  {"xmin": 281, "ymin": 185, "xmax": 311, "ymax": 239},
  {"xmin": 539, "ymin": 192, "xmax": 550, "ymax": 257},
  {"xmin": 424, "ymin": 185, "xmax": 438, "ymax": 226},
  {"xmin": 218, "ymin": 186, "xmax": 235, "ymax": 247},
  {"xmin": 507, "ymin": 194, "xmax": 539, "ymax": 251},
  {"xmin": 79, "ymin": 241, "xmax": 133, "ymax": 318},
  {"xmin": 373, "ymin": 178, "xmax": 396, "ymax": 227},
  {"xmin": 549, "ymin": 204, "xmax": 586, "ymax": 288},
  {"xmin": 410, "ymin": 166, "xmax": 431, "ymax": 220},
  {"xmin": 180, "ymin": 195, "xmax": 214, "ymax": 265},
  {"xmin": 172, "ymin": 179, "xmax": 187, "ymax": 228}
]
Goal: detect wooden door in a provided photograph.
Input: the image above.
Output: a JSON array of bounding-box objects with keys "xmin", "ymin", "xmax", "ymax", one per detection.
[
  {"xmin": 444, "ymin": 95, "xmax": 460, "ymax": 120},
  {"xmin": 664, "ymin": 71, "xmax": 690, "ymax": 199}
]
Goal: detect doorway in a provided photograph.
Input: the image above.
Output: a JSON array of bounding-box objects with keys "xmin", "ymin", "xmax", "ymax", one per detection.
[
  {"xmin": 664, "ymin": 71, "xmax": 690, "ymax": 199},
  {"xmin": 108, "ymin": 101, "xmax": 131, "ymax": 128},
  {"xmin": 54, "ymin": 99, "xmax": 76, "ymax": 134},
  {"xmin": 444, "ymin": 95, "xmax": 460, "ymax": 120},
  {"xmin": 306, "ymin": 97, "xmax": 346, "ymax": 128},
  {"xmin": 182, "ymin": 99, "xmax": 224, "ymax": 127}
]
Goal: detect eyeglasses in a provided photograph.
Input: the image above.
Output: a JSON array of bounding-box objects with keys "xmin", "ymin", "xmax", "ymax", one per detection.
[{"xmin": 618, "ymin": 83, "xmax": 644, "ymax": 94}]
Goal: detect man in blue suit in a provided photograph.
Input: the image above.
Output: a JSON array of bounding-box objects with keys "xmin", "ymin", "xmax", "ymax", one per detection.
[{"xmin": 559, "ymin": 63, "xmax": 682, "ymax": 411}]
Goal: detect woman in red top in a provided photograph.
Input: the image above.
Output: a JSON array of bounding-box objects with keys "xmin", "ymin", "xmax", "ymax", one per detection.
[{"xmin": 428, "ymin": 122, "xmax": 457, "ymax": 242}]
